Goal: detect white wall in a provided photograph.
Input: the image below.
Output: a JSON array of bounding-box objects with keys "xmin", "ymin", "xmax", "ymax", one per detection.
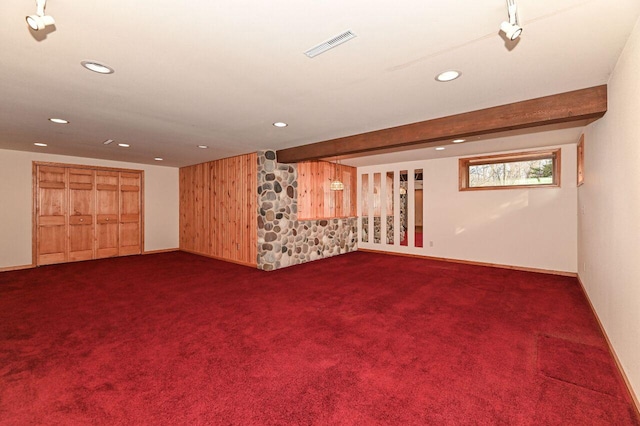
[
  {"xmin": 427, "ymin": 144, "xmax": 577, "ymax": 272},
  {"xmin": 579, "ymin": 16, "xmax": 640, "ymax": 399},
  {"xmin": 0, "ymin": 149, "xmax": 179, "ymax": 269},
  {"xmin": 358, "ymin": 143, "xmax": 578, "ymax": 273}
]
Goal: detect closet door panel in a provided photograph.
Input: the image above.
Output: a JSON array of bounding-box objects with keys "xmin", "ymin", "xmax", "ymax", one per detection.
[
  {"xmin": 37, "ymin": 166, "xmax": 67, "ymax": 265},
  {"xmin": 96, "ymin": 172, "xmax": 119, "ymax": 258},
  {"xmin": 119, "ymin": 172, "xmax": 141, "ymax": 255},
  {"xmin": 68, "ymin": 168, "xmax": 95, "ymax": 261},
  {"xmin": 38, "ymin": 225, "xmax": 66, "ymax": 265}
]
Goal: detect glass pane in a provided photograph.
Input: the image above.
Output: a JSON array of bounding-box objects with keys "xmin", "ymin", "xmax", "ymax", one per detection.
[
  {"xmin": 414, "ymin": 169, "xmax": 423, "ymax": 248},
  {"xmin": 469, "ymin": 158, "xmax": 554, "ymax": 188},
  {"xmin": 400, "ymin": 170, "xmax": 408, "ymax": 246},
  {"xmin": 373, "ymin": 173, "xmax": 381, "ymax": 244},
  {"xmin": 361, "ymin": 174, "xmax": 368, "ymax": 243},
  {"xmin": 387, "ymin": 172, "xmax": 394, "ymax": 245}
]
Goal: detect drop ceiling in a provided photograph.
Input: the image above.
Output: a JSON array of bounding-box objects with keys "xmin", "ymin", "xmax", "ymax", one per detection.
[{"xmin": 1, "ymin": 0, "xmax": 639, "ymax": 167}]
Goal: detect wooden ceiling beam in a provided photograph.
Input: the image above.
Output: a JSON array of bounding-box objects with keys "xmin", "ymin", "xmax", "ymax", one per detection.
[{"xmin": 276, "ymin": 85, "xmax": 607, "ymax": 163}]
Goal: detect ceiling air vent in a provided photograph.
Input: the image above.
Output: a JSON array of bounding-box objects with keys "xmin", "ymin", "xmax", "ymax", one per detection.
[{"xmin": 304, "ymin": 30, "xmax": 357, "ymax": 58}]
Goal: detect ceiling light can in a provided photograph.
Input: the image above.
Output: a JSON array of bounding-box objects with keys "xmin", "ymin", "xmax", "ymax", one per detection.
[
  {"xmin": 452, "ymin": 139, "xmax": 466, "ymax": 143},
  {"xmin": 49, "ymin": 118, "xmax": 69, "ymax": 124},
  {"xmin": 273, "ymin": 122, "xmax": 288, "ymax": 128},
  {"xmin": 81, "ymin": 61, "xmax": 115, "ymax": 74},
  {"xmin": 435, "ymin": 70, "xmax": 461, "ymax": 82}
]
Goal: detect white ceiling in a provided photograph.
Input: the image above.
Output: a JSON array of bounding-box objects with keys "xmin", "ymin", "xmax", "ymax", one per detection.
[{"xmin": 1, "ymin": 0, "xmax": 639, "ymax": 168}]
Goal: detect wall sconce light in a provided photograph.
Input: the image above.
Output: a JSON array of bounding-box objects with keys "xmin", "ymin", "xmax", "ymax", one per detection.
[
  {"xmin": 500, "ymin": 0, "xmax": 522, "ymax": 41},
  {"xmin": 26, "ymin": 0, "xmax": 55, "ymax": 31}
]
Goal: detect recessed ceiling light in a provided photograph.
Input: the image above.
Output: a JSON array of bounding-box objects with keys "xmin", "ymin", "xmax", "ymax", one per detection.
[
  {"xmin": 103, "ymin": 139, "xmax": 114, "ymax": 145},
  {"xmin": 48, "ymin": 118, "xmax": 69, "ymax": 124},
  {"xmin": 34, "ymin": 142, "xmax": 48, "ymax": 147},
  {"xmin": 435, "ymin": 147, "xmax": 446, "ymax": 151},
  {"xmin": 273, "ymin": 122, "xmax": 288, "ymax": 128},
  {"xmin": 118, "ymin": 143, "xmax": 130, "ymax": 147},
  {"xmin": 197, "ymin": 145, "xmax": 209, "ymax": 149},
  {"xmin": 452, "ymin": 139, "xmax": 466, "ymax": 143},
  {"xmin": 81, "ymin": 61, "xmax": 115, "ymax": 74},
  {"xmin": 435, "ymin": 70, "xmax": 461, "ymax": 82},
  {"xmin": 154, "ymin": 157, "xmax": 163, "ymax": 161}
]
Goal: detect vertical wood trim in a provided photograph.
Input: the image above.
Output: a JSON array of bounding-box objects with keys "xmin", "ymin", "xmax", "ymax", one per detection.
[
  {"xmin": 31, "ymin": 162, "xmax": 37, "ymax": 267},
  {"xmin": 577, "ymin": 134, "xmax": 585, "ymax": 186},
  {"xmin": 140, "ymin": 171, "xmax": 145, "ymax": 253},
  {"xmin": 555, "ymin": 148, "xmax": 562, "ymax": 188},
  {"xmin": 117, "ymin": 171, "xmax": 122, "ymax": 256},
  {"xmin": 92, "ymin": 169, "xmax": 97, "ymax": 259}
]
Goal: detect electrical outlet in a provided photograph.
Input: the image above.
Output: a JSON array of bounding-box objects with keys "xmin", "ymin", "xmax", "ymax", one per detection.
[{"xmin": 429, "ymin": 241, "xmax": 434, "ymax": 247}]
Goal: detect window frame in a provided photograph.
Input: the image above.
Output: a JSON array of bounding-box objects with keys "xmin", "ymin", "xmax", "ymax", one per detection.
[{"xmin": 459, "ymin": 148, "xmax": 561, "ymax": 191}]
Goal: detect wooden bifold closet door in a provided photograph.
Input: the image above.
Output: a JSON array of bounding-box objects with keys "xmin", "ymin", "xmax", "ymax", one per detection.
[{"xmin": 34, "ymin": 163, "xmax": 143, "ymax": 266}]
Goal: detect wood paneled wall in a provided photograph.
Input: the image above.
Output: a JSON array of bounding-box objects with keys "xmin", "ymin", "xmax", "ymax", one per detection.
[
  {"xmin": 179, "ymin": 153, "xmax": 257, "ymax": 267},
  {"xmin": 298, "ymin": 161, "xmax": 357, "ymax": 220}
]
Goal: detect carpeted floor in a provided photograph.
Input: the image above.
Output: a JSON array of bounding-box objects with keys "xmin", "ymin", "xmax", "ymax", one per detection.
[{"xmin": 0, "ymin": 251, "xmax": 638, "ymax": 425}]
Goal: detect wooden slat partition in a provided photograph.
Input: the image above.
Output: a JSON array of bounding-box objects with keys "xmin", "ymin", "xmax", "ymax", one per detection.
[
  {"xmin": 298, "ymin": 161, "xmax": 357, "ymax": 220},
  {"xmin": 179, "ymin": 153, "xmax": 257, "ymax": 267}
]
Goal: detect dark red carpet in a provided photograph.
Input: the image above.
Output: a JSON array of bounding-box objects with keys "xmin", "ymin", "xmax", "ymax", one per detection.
[
  {"xmin": 400, "ymin": 231, "xmax": 422, "ymax": 246},
  {"xmin": 1, "ymin": 251, "xmax": 638, "ymax": 425}
]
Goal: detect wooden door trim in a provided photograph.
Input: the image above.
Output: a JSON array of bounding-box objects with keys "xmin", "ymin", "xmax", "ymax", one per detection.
[
  {"xmin": 140, "ymin": 171, "xmax": 145, "ymax": 253},
  {"xmin": 34, "ymin": 161, "xmax": 143, "ymax": 173},
  {"xmin": 31, "ymin": 162, "xmax": 37, "ymax": 267}
]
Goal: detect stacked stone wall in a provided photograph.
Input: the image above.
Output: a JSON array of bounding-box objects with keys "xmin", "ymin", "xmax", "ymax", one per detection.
[{"xmin": 257, "ymin": 150, "xmax": 357, "ymax": 271}]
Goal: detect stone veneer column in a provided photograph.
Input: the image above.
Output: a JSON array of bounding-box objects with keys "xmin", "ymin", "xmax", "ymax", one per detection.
[{"xmin": 257, "ymin": 150, "xmax": 358, "ymax": 271}]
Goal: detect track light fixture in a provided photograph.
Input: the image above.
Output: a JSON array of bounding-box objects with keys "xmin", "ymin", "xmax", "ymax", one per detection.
[
  {"xmin": 26, "ymin": 0, "xmax": 55, "ymax": 31},
  {"xmin": 500, "ymin": 0, "xmax": 522, "ymax": 41}
]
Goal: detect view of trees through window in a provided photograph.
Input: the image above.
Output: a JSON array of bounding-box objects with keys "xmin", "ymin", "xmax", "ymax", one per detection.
[
  {"xmin": 469, "ymin": 158, "xmax": 554, "ymax": 187},
  {"xmin": 459, "ymin": 149, "xmax": 560, "ymax": 190}
]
